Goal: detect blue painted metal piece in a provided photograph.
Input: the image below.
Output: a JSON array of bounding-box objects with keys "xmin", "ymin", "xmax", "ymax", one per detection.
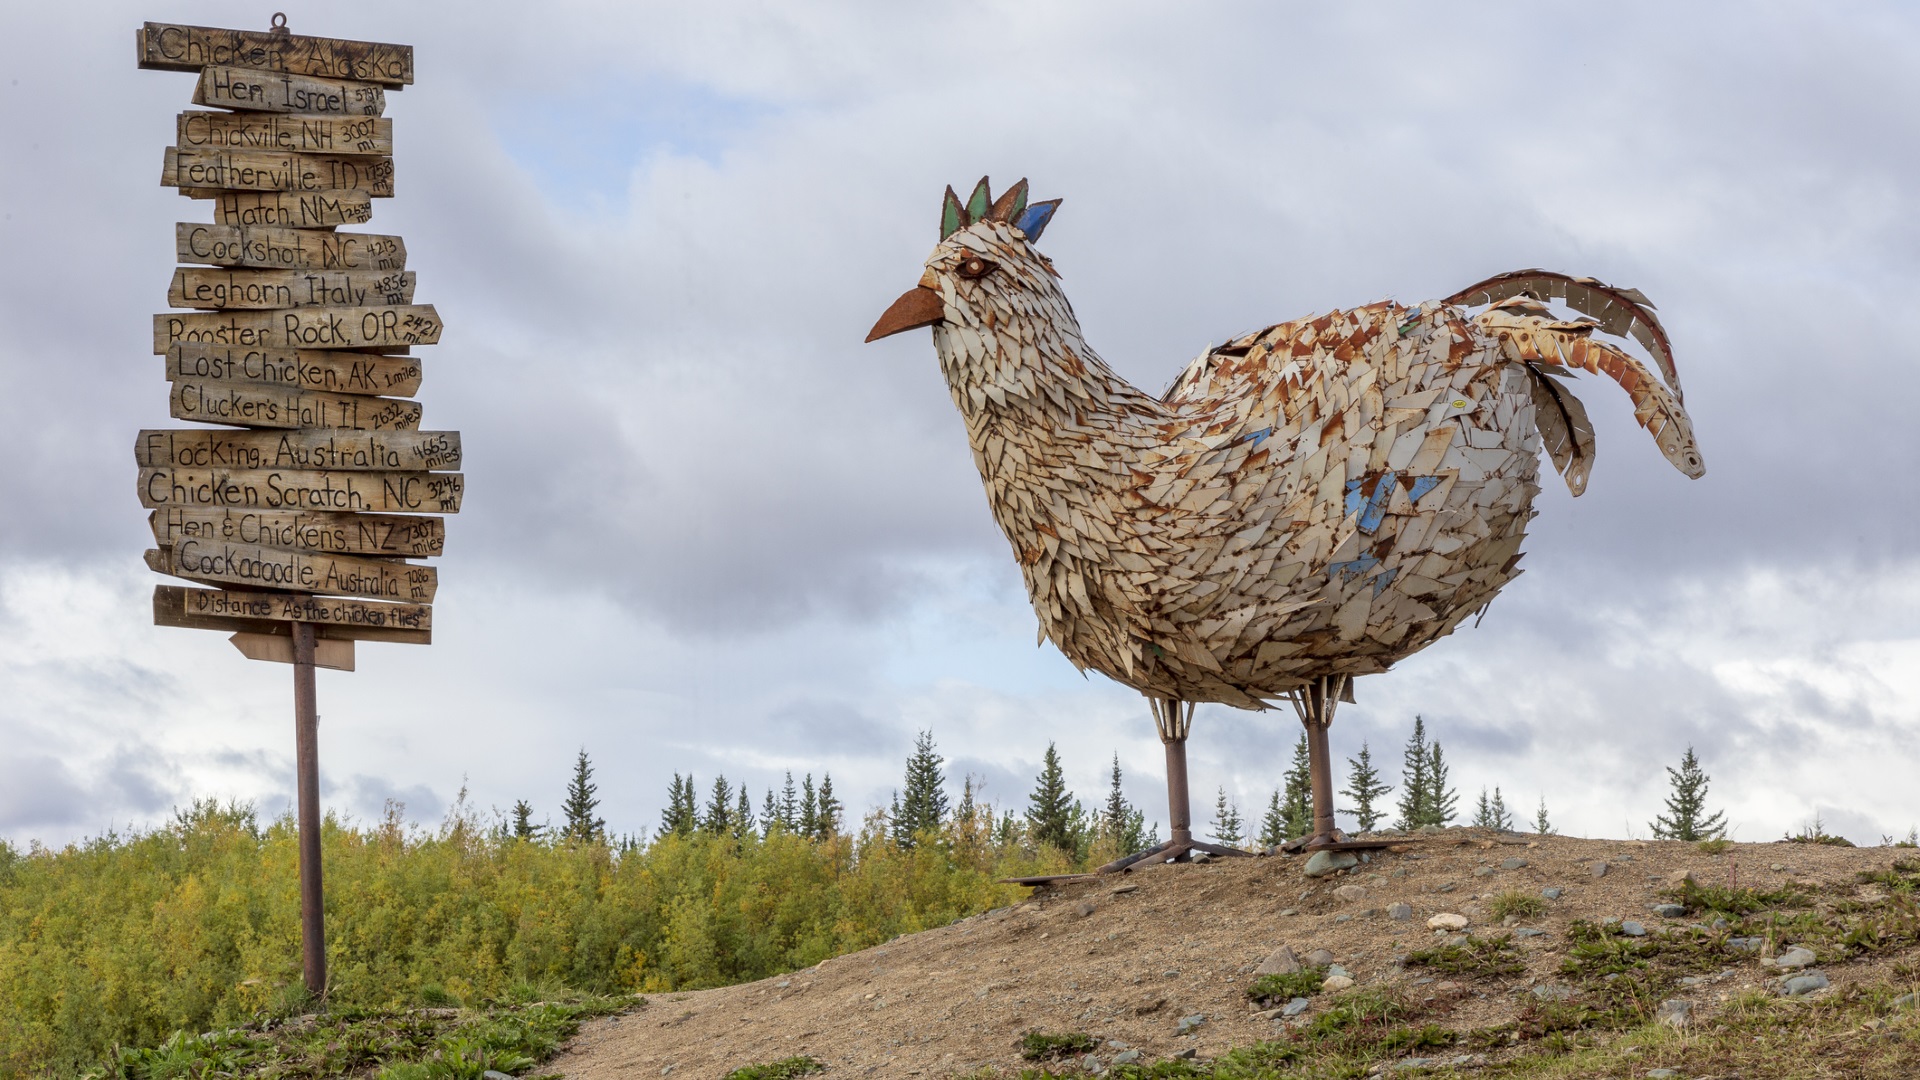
[
  {"xmin": 1014, "ymin": 199, "xmax": 1061, "ymax": 241},
  {"xmin": 1330, "ymin": 553, "xmax": 1379, "ymax": 582},
  {"xmin": 1408, "ymin": 474, "xmax": 1443, "ymax": 504},
  {"xmin": 1344, "ymin": 472, "xmax": 1396, "ymax": 534},
  {"xmin": 1371, "ymin": 567, "xmax": 1401, "ymax": 597},
  {"xmin": 1240, "ymin": 426, "xmax": 1273, "ymax": 449}
]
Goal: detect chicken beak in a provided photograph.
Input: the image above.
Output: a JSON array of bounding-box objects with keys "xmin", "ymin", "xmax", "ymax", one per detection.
[{"xmin": 865, "ymin": 273, "xmax": 946, "ymax": 342}]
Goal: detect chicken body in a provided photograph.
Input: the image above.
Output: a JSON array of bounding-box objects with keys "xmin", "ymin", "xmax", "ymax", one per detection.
[{"xmin": 913, "ymin": 217, "xmax": 1703, "ymax": 709}]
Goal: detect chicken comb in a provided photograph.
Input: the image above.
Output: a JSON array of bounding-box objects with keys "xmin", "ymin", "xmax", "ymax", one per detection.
[{"xmin": 939, "ymin": 177, "xmax": 1061, "ymax": 242}]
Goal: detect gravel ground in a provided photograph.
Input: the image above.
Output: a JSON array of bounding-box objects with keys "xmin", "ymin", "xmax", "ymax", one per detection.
[{"xmin": 548, "ymin": 830, "xmax": 1918, "ymax": 1078}]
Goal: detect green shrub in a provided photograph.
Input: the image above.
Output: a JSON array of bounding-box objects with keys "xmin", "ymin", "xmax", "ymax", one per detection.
[
  {"xmin": 0, "ymin": 797, "xmax": 1058, "ymax": 1076},
  {"xmin": 725, "ymin": 1056, "xmax": 826, "ymax": 1080},
  {"xmin": 1245, "ymin": 967, "xmax": 1327, "ymax": 1002},
  {"xmin": 1020, "ymin": 1031, "xmax": 1097, "ymax": 1060},
  {"xmin": 1488, "ymin": 890, "xmax": 1546, "ymax": 920},
  {"xmin": 1405, "ymin": 934, "xmax": 1524, "ymax": 978}
]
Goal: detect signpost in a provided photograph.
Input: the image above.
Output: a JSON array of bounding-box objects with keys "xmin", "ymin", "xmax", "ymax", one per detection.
[{"xmin": 137, "ymin": 16, "xmax": 443, "ymax": 1000}]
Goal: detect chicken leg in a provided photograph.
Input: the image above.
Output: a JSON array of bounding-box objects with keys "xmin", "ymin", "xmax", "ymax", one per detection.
[
  {"xmin": 1095, "ymin": 697, "xmax": 1252, "ymax": 871},
  {"xmin": 1285, "ymin": 674, "xmax": 1349, "ymax": 850}
]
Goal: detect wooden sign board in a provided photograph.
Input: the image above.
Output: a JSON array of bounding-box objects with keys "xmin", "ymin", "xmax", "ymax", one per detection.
[
  {"xmin": 232, "ymin": 632, "xmax": 355, "ymax": 671},
  {"xmin": 137, "ymin": 428, "xmax": 460, "ymax": 472},
  {"xmin": 213, "ymin": 191, "xmax": 374, "ymax": 229},
  {"xmin": 164, "ymin": 148, "xmax": 395, "ymax": 197},
  {"xmin": 195, "ymin": 66, "xmax": 386, "ymax": 117},
  {"xmin": 167, "ymin": 343, "xmax": 422, "ymax": 398},
  {"xmin": 137, "ymin": 23, "xmax": 414, "ymax": 85},
  {"xmin": 139, "ymin": 466, "xmax": 464, "ymax": 514},
  {"xmin": 153, "ymin": 586, "xmax": 429, "ymax": 645},
  {"xmin": 178, "ymin": 111, "xmax": 392, "ymax": 156},
  {"xmin": 148, "ymin": 541, "xmax": 438, "ymax": 602},
  {"xmin": 176, "ymin": 223, "xmax": 405, "ymax": 271},
  {"xmin": 182, "ymin": 587, "xmax": 431, "ymax": 632},
  {"xmin": 155, "ymin": 304, "xmax": 442, "ymax": 353},
  {"xmin": 151, "ymin": 508, "xmax": 445, "ymax": 558},
  {"xmin": 171, "ymin": 381, "xmax": 422, "ymax": 430},
  {"xmin": 170, "ymin": 268, "xmax": 415, "ymax": 310}
]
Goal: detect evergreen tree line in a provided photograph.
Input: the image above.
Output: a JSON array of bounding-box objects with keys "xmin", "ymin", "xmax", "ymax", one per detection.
[{"xmin": 514, "ymin": 728, "xmax": 1738, "ymax": 861}]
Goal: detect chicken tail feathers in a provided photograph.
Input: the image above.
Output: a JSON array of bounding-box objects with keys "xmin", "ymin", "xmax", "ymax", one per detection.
[
  {"xmin": 1487, "ymin": 315, "xmax": 1705, "ymax": 483},
  {"xmin": 1446, "ymin": 269, "xmax": 1682, "ymax": 403},
  {"xmin": 1525, "ymin": 365, "xmax": 1597, "ymax": 495}
]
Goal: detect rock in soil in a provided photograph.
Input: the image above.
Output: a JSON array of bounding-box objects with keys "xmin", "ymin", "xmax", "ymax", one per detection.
[
  {"xmin": 1781, "ymin": 971, "xmax": 1830, "ymax": 996},
  {"xmin": 1303, "ymin": 850, "xmax": 1360, "ymax": 878},
  {"xmin": 1776, "ymin": 946, "xmax": 1817, "ymax": 970},
  {"xmin": 1256, "ymin": 945, "xmax": 1301, "ymax": 974},
  {"xmin": 1656, "ymin": 998, "xmax": 1692, "ymax": 1028},
  {"xmin": 1427, "ymin": 913, "xmax": 1468, "ymax": 930}
]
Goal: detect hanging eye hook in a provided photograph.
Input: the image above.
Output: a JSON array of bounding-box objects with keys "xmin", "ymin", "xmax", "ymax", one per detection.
[{"xmin": 271, "ymin": 12, "xmax": 289, "ymax": 34}]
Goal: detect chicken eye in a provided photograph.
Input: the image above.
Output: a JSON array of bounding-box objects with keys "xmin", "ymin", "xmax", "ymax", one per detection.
[{"xmin": 956, "ymin": 256, "xmax": 996, "ymax": 280}]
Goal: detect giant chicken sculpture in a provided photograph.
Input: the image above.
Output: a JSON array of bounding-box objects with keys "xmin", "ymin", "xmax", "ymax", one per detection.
[{"xmin": 868, "ymin": 178, "xmax": 1704, "ymax": 863}]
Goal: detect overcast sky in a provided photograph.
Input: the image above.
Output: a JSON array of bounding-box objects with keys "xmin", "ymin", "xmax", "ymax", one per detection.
[{"xmin": 2, "ymin": 2, "xmax": 1916, "ymax": 848}]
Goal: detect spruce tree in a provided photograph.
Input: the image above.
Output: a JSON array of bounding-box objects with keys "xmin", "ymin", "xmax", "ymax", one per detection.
[
  {"xmin": 761, "ymin": 788, "xmax": 778, "ymax": 836},
  {"xmin": 780, "ymin": 772, "xmax": 799, "ymax": 831},
  {"xmin": 561, "ymin": 749, "xmax": 605, "ymax": 842},
  {"xmin": 1257, "ymin": 790, "xmax": 1287, "ymax": 849},
  {"xmin": 1425, "ymin": 742, "xmax": 1459, "ymax": 826},
  {"xmin": 510, "ymin": 799, "xmax": 540, "ymax": 841},
  {"xmin": 1650, "ymin": 746, "xmax": 1727, "ymax": 841},
  {"xmin": 1025, "ymin": 742, "xmax": 1076, "ymax": 851},
  {"xmin": 1491, "ymin": 787, "xmax": 1512, "ymax": 832},
  {"xmin": 798, "ymin": 774, "xmax": 819, "ymax": 837},
  {"xmin": 1210, "ymin": 787, "xmax": 1244, "ymax": 848},
  {"xmin": 703, "ymin": 775, "xmax": 733, "ymax": 837},
  {"xmin": 1340, "ymin": 742, "xmax": 1392, "ymax": 832},
  {"xmin": 1394, "ymin": 717, "xmax": 1432, "ymax": 830},
  {"xmin": 894, "ymin": 729, "xmax": 949, "ymax": 848},
  {"xmin": 1281, "ymin": 734, "xmax": 1312, "ymax": 839},
  {"xmin": 658, "ymin": 773, "xmax": 698, "ymax": 838},
  {"xmin": 1533, "ymin": 795, "xmax": 1555, "ymax": 835},
  {"xmin": 733, "ymin": 787, "xmax": 755, "ymax": 841},
  {"xmin": 956, "ymin": 775, "xmax": 979, "ymax": 827},
  {"xmin": 1097, "ymin": 755, "xmax": 1147, "ymax": 851},
  {"xmin": 814, "ymin": 774, "xmax": 841, "ymax": 838},
  {"xmin": 1473, "ymin": 787, "xmax": 1494, "ymax": 828}
]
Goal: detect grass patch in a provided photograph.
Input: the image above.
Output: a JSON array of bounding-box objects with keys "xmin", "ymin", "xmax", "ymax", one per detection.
[
  {"xmin": 1856, "ymin": 858, "xmax": 1920, "ymax": 894},
  {"xmin": 1405, "ymin": 933, "xmax": 1525, "ymax": 978},
  {"xmin": 1664, "ymin": 878, "xmax": 1808, "ymax": 916},
  {"xmin": 725, "ymin": 1057, "xmax": 826, "ymax": 1080},
  {"xmin": 1697, "ymin": 838, "xmax": 1734, "ymax": 855},
  {"xmin": 1084, "ymin": 976, "xmax": 1920, "ymax": 1078},
  {"xmin": 93, "ymin": 995, "xmax": 636, "ymax": 1080},
  {"xmin": 1019, "ymin": 1031, "xmax": 1097, "ymax": 1061},
  {"xmin": 1488, "ymin": 889, "xmax": 1547, "ymax": 920},
  {"xmin": 1245, "ymin": 967, "xmax": 1327, "ymax": 1003}
]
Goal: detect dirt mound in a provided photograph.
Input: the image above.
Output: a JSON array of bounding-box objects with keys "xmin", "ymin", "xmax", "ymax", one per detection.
[{"xmin": 549, "ymin": 831, "xmax": 1918, "ymax": 1078}]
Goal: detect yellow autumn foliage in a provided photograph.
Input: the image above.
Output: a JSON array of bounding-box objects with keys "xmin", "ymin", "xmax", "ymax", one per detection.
[{"xmin": 0, "ymin": 799, "xmax": 1076, "ymax": 1077}]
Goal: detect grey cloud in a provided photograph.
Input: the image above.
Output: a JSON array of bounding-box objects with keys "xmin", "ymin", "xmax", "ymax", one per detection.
[{"xmin": 3, "ymin": 3, "xmax": 1918, "ymax": 851}]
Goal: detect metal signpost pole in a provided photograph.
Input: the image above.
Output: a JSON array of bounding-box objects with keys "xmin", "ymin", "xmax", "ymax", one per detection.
[{"xmin": 291, "ymin": 621, "xmax": 325, "ymax": 996}]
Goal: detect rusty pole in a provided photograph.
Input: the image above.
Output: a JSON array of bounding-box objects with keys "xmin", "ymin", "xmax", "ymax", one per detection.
[
  {"xmin": 1163, "ymin": 734, "xmax": 1192, "ymax": 846},
  {"xmin": 291, "ymin": 621, "xmax": 326, "ymax": 998},
  {"xmin": 1306, "ymin": 679, "xmax": 1337, "ymax": 844}
]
